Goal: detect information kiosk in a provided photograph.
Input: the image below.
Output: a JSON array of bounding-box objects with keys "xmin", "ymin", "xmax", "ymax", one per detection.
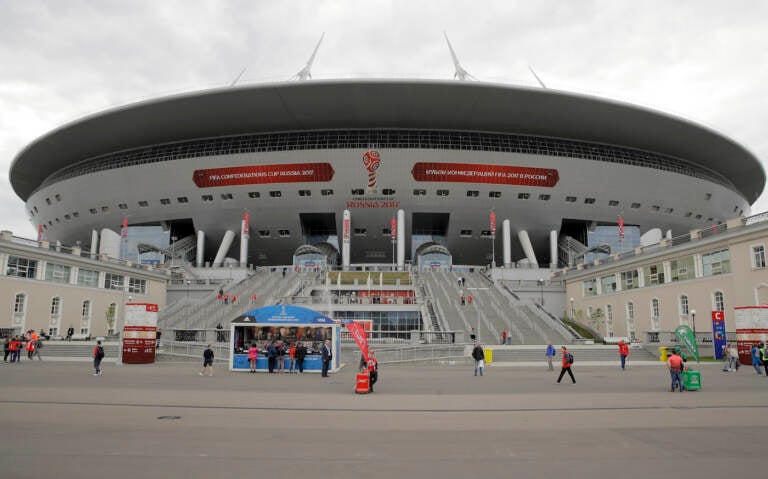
[{"xmin": 229, "ymin": 304, "xmax": 340, "ymax": 373}]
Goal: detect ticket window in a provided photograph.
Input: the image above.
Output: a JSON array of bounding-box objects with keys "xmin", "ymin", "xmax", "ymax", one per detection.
[{"xmin": 233, "ymin": 325, "xmax": 333, "ymax": 354}]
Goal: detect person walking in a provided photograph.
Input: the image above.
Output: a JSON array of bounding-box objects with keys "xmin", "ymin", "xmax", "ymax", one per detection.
[
  {"xmin": 199, "ymin": 344, "xmax": 214, "ymax": 376},
  {"xmin": 751, "ymin": 343, "xmax": 763, "ymax": 375},
  {"xmin": 32, "ymin": 339, "xmax": 43, "ymax": 360},
  {"xmin": 321, "ymin": 339, "xmax": 332, "ymax": 377},
  {"xmin": 501, "ymin": 329, "xmax": 508, "ymax": 345},
  {"xmin": 9, "ymin": 336, "xmax": 21, "ymax": 363},
  {"xmin": 668, "ymin": 349, "xmax": 684, "ymax": 392},
  {"xmin": 66, "ymin": 325, "xmax": 74, "ymax": 340},
  {"xmin": 247, "ymin": 343, "xmax": 258, "ymax": 373},
  {"xmin": 618, "ymin": 340, "xmax": 630, "ymax": 370},
  {"xmin": 721, "ymin": 344, "xmax": 731, "ymax": 372},
  {"xmin": 295, "ymin": 341, "xmax": 307, "ymax": 373},
  {"xmin": 545, "ymin": 341, "xmax": 556, "ymax": 371},
  {"xmin": 267, "ymin": 340, "xmax": 277, "ymax": 374},
  {"xmin": 367, "ymin": 350, "xmax": 379, "ymax": 392},
  {"xmin": 3, "ymin": 337, "xmax": 10, "ymax": 363},
  {"xmin": 471, "ymin": 342, "xmax": 485, "ymax": 376},
  {"xmin": 93, "ymin": 340, "xmax": 105, "ymax": 376},
  {"xmin": 556, "ymin": 346, "xmax": 575, "ymax": 384}
]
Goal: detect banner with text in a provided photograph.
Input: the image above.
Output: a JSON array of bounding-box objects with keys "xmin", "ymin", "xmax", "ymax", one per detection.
[
  {"xmin": 711, "ymin": 311, "xmax": 727, "ymax": 360},
  {"xmin": 411, "ymin": 162, "xmax": 559, "ymax": 187},
  {"xmin": 193, "ymin": 163, "xmax": 335, "ymax": 188},
  {"xmin": 735, "ymin": 306, "xmax": 768, "ymax": 365},
  {"xmin": 123, "ymin": 303, "xmax": 159, "ymax": 364},
  {"xmin": 344, "ymin": 320, "xmax": 370, "ymax": 364}
]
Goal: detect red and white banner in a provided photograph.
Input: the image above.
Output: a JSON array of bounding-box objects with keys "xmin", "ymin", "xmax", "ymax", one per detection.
[
  {"xmin": 121, "ymin": 217, "xmax": 129, "ymax": 238},
  {"xmin": 736, "ymin": 306, "xmax": 768, "ymax": 365},
  {"xmin": 411, "ymin": 162, "xmax": 558, "ymax": 187},
  {"xmin": 490, "ymin": 212, "xmax": 497, "ymax": 236},
  {"xmin": 242, "ymin": 212, "xmax": 250, "ymax": 236},
  {"xmin": 618, "ymin": 216, "xmax": 625, "ymax": 239},
  {"xmin": 123, "ymin": 303, "xmax": 158, "ymax": 364},
  {"xmin": 193, "ymin": 163, "xmax": 335, "ymax": 188},
  {"xmin": 390, "ymin": 217, "xmax": 397, "ymax": 240},
  {"xmin": 345, "ymin": 321, "xmax": 370, "ymax": 363}
]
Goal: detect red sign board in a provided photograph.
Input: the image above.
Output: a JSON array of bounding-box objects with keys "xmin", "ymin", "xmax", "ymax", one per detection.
[
  {"xmin": 122, "ymin": 303, "xmax": 158, "ymax": 364},
  {"xmin": 411, "ymin": 162, "xmax": 559, "ymax": 187},
  {"xmin": 193, "ymin": 163, "xmax": 335, "ymax": 188}
]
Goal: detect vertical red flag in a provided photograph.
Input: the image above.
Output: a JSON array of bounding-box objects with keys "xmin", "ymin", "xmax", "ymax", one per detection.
[
  {"xmin": 345, "ymin": 321, "xmax": 369, "ymax": 363},
  {"xmin": 390, "ymin": 217, "xmax": 397, "ymax": 241},
  {"xmin": 121, "ymin": 217, "xmax": 129, "ymax": 238},
  {"xmin": 618, "ymin": 216, "xmax": 625, "ymax": 239},
  {"xmin": 243, "ymin": 212, "xmax": 250, "ymax": 236},
  {"xmin": 37, "ymin": 224, "xmax": 43, "ymax": 242},
  {"xmin": 490, "ymin": 212, "xmax": 497, "ymax": 236}
]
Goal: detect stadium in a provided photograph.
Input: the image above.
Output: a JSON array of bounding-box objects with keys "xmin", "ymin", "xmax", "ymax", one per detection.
[{"xmin": 9, "ymin": 78, "xmax": 765, "ymax": 269}]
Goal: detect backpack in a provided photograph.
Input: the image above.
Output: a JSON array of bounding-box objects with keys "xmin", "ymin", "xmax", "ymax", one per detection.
[
  {"xmin": 96, "ymin": 345, "xmax": 105, "ymax": 359},
  {"xmin": 567, "ymin": 352, "xmax": 574, "ymax": 364}
]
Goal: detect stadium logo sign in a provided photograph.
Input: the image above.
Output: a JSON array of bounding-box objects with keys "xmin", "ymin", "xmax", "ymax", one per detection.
[{"xmin": 362, "ymin": 150, "xmax": 381, "ymax": 190}]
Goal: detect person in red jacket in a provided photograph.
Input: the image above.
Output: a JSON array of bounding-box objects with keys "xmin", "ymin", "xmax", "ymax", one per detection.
[
  {"xmin": 618, "ymin": 340, "xmax": 630, "ymax": 370},
  {"xmin": 557, "ymin": 346, "xmax": 575, "ymax": 384},
  {"xmin": 9, "ymin": 337, "xmax": 21, "ymax": 363}
]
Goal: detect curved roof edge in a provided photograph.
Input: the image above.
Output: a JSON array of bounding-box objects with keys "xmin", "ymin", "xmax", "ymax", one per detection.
[{"xmin": 10, "ymin": 78, "xmax": 765, "ymax": 203}]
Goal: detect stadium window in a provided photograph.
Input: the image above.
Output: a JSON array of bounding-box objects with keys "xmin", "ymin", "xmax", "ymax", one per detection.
[
  {"xmin": 584, "ymin": 197, "xmax": 596, "ymax": 204},
  {"xmin": 160, "ymin": 198, "xmax": 171, "ymax": 205},
  {"xmin": 278, "ymin": 229, "xmax": 290, "ymax": 237},
  {"xmin": 48, "ymin": 221, "xmax": 52, "ymax": 225},
  {"xmin": 72, "ymin": 212, "xmax": 79, "ymax": 218},
  {"xmin": 298, "ymin": 190, "xmax": 312, "ymax": 197},
  {"xmin": 739, "ymin": 209, "xmax": 744, "ymax": 216},
  {"xmin": 221, "ymin": 193, "xmax": 233, "ymax": 200},
  {"xmin": 201, "ymin": 195, "xmax": 213, "ymax": 202},
  {"xmin": 631, "ymin": 203, "xmax": 641, "ymax": 209},
  {"xmin": 89, "ymin": 208, "xmax": 97, "ymax": 214},
  {"xmin": 138, "ymin": 201, "xmax": 149, "ymax": 207},
  {"xmin": 608, "ymin": 200, "xmax": 619, "ymax": 206},
  {"xmin": 684, "ymin": 212, "xmax": 693, "ymax": 217},
  {"xmin": 733, "ymin": 205, "xmax": 739, "ymax": 213},
  {"xmin": 118, "ymin": 203, "xmax": 128, "ymax": 210},
  {"xmin": 351, "ymin": 189, "xmax": 365, "ymax": 195},
  {"xmin": 651, "ymin": 205, "xmax": 660, "ymax": 211},
  {"xmin": 480, "ymin": 230, "xmax": 492, "ymax": 238},
  {"xmin": 466, "ymin": 190, "xmax": 479, "ymax": 197},
  {"xmin": 565, "ymin": 196, "xmax": 577, "ymax": 203},
  {"xmin": 177, "ymin": 197, "xmax": 188, "ymax": 203},
  {"xmin": 382, "ymin": 189, "xmax": 396, "ymax": 196},
  {"xmin": 46, "ymin": 198, "xmax": 52, "ymax": 205},
  {"xmin": 695, "ymin": 214, "xmax": 702, "ymax": 220},
  {"xmin": 518, "ymin": 193, "xmax": 530, "ymax": 200},
  {"xmin": 707, "ymin": 217, "xmax": 713, "ymax": 222},
  {"xmin": 413, "ymin": 189, "xmax": 426, "ymax": 196},
  {"xmin": 55, "ymin": 194, "xmax": 61, "ymax": 201},
  {"xmin": 33, "ymin": 206, "xmax": 38, "ymax": 213},
  {"xmin": 55, "ymin": 218, "xmax": 60, "ymax": 223},
  {"xmin": 269, "ymin": 191, "xmax": 282, "ymax": 198},
  {"xmin": 489, "ymin": 191, "xmax": 501, "ymax": 198},
  {"xmin": 353, "ymin": 228, "xmax": 368, "ymax": 236},
  {"xmin": 258, "ymin": 230, "xmax": 270, "ymax": 238},
  {"xmin": 101, "ymin": 206, "xmax": 109, "ymax": 212},
  {"xmin": 64, "ymin": 214, "xmax": 71, "ymax": 220},
  {"xmin": 460, "ymin": 229, "xmax": 473, "ymax": 237},
  {"xmin": 538, "ymin": 194, "xmax": 551, "ymax": 201},
  {"xmin": 247, "ymin": 192, "xmax": 260, "ymax": 199},
  {"xmin": 382, "ymin": 228, "xmax": 391, "ymax": 235},
  {"xmin": 321, "ymin": 189, "xmax": 334, "ymax": 196},
  {"xmin": 436, "ymin": 189, "xmax": 449, "ymax": 197}
]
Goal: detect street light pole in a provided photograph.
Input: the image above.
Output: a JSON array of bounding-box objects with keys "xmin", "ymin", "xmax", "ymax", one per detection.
[
  {"xmin": 690, "ymin": 308, "xmax": 698, "ymax": 363},
  {"xmin": 186, "ymin": 280, "xmax": 191, "ymax": 330},
  {"xmin": 570, "ymin": 297, "xmax": 575, "ymax": 321},
  {"xmin": 538, "ymin": 279, "xmax": 545, "ymax": 306}
]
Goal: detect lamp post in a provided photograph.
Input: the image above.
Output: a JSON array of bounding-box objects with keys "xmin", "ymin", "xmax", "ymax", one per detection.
[
  {"xmin": 570, "ymin": 297, "xmax": 575, "ymax": 321},
  {"xmin": 537, "ymin": 279, "xmax": 545, "ymax": 306},
  {"xmin": 690, "ymin": 308, "xmax": 698, "ymax": 363},
  {"xmin": 185, "ymin": 280, "xmax": 191, "ymax": 330}
]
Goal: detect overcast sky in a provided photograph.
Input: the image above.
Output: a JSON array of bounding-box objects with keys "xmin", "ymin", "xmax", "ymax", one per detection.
[{"xmin": 1, "ymin": 0, "xmax": 767, "ymax": 239}]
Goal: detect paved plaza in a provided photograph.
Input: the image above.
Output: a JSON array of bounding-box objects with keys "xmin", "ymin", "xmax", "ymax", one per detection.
[{"xmin": 1, "ymin": 359, "xmax": 767, "ymax": 479}]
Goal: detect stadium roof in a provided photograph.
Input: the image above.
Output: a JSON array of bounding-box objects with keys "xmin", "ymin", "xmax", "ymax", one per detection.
[{"xmin": 10, "ymin": 79, "xmax": 765, "ymax": 203}]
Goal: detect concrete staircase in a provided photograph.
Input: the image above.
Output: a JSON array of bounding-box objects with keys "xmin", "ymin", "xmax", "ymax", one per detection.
[
  {"xmin": 16, "ymin": 341, "xmax": 121, "ymax": 362},
  {"xmin": 486, "ymin": 345, "xmax": 658, "ymax": 363}
]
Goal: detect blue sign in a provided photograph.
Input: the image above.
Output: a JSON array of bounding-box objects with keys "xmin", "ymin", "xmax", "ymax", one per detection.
[
  {"xmin": 232, "ymin": 304, "xmax": 335, "ymax": 325},
  {"xmin": 712, "ymin": 311, "xmax": 727, "ymax": 360}
]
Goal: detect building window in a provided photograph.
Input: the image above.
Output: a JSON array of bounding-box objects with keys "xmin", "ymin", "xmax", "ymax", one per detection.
[
  {"xmin": 565, "ymin": 196, "xmax": 577, "ymax": 203},
  {"xmin": 13, "ymin": 293, "xmax": 27, "ymax": 329},
  {"xmin": 413, "ymin": 189, "xmax": 427, "ymax": 196},
  {"xmin": 177, "ymin": 197, "xmax": 189, "ymax": 203},
  {"xmin": 466, "ymin": 190, "xmax": 479, "ymax": 197},
  {"xmin": 713, "ymin": 291, "xmax": 725, "ymax": 312},
  {"xmin": 201, "ymin": 195, "xmax": 213, "ymax": 202},
  {"xmin": 269, "ymin": 191, "xmax": 282, "ymax": 198},
  {"xmin": 670, "ymin": 256, "xmax": 694, "ymax": 282},
  {"xmin": 248, "ymin": 192, "xmax": 260, "ymax": 199},
  {"xmin": 702, "ymin": 249, "xmax": 730, "ymax": 276},
  {"xmin": 626, "ymin": 302, "xmax": 636, "ymax": 341},
  {"xmin": 80, "ymin": 300, "xmax": 91, "ymax": 335},
  {"xmin": 651, "ymin": 298, "xmax": 661, "ymax": 330},
  {"xmin": 353, "ymin": 228, "xmax": 367, "ymax": 236},
  {"xmin": 584, "ymin": 197, "xmax": 596, "ymax": 204},
  {"xmin": 104, "ymin": 273, "xmax": 124, "ymax": 290},
  {"xmin": 321, "ymin": 189, "xmax": 334, "ymax": 196},
  {"xmin": 480, "ymin": 230, "xmax": 492, "ymax": 238},
  {"xmin": 128, "ymin": 278, "xmax": 146, "ymax": 294},
  {"xmin": 221, "ymin": 193, "xmax": 233, "ymax": 200},
  {"xmin": 89, "ymin": 208, "xmax": 98, "ymax": 214},
  {"xmin": 278, "ymin": 230, "xmax": 290, "ymax": 237},
  {"xmin": 382, "ymin": 189, "xmax": 396, "ymax": 195},
  {"xmin": 459, "ymin": 229, "xmax": 473, "ymax": 237},
  {"xmin": 351, "ymin": 189, "xmax": 365, "ymax": 195},
  {"xmin": 160, "ymin": 198, "xmax": 171, "ymax": 205},
  {"xmin": 6, "ymin": 256, "xmax": 38, "ymax": 278},
  {"xmin": 606, "ymin": 304, "xmax": 614, "ymax": 336},
  {"xmin": 118, "ymin": 203, "xmax": 128, "ymax": 210},
  {"xmin": 679, "ymin": 294, "xmax": 689, "ymax": 324},
  {"xmin": 752, "ymin": 245, "xmax": 766, "ymax": 268},
  {"xmin": 64, "ymin": 214, "xmax": 71, "ymax": 220},
  {"xmin": 583, "ymin": 279, "xmax": 597, "ymax": 297},
  {"xmin": 298, "ymin": 190, "xmax": 311, "ymax": 197},
  {"xmin": 138, "ymin": 201, "xmax": 149, "ymax": 207},
  {"xmin": 489, "ymin": 191, "xmax": 501, "ymax": 198},
  {"xmin": 620, "ymin": 269, "xmax": 638, "ymax": 290},
  {"xmin": 437, "ymin": 189, "xmax": 449, "ymax": 197},
  {"xmin": 518, "ymin": 193, "xmax": 530, "ymax": 200},
  {"xmin": 600, "ymin": 275, "xmax": 616, "ymax": 294},
  {"xmin": 608, "ymin": 200, "xmax": 619, "ymax": 206},
  {"xmin": 77, "ymin": 268, "xmax": 99, "ymax": 287},
  {"xmin": 258, "ymin": 230, "xmax": 270, "ymax": 238},
  {"xmin": 538, "ymin": 194, "xmax": 551, "ymax": 201},
  {"xmin": 643, "ymin": 264, "xmax": 664, "ymax": 286},
  {"xmin": 695, "ymin": 214, "xmax": 703, "ymax": 220},
  {"xmin": 631, "ymin": 203, "xmax": 641, "ymax": 209},
  {"xmin": 50, "ymin": 296, "xmax": 62, "ymax": 336},
  {"xmin": 45, "ymin": 263, "xmax": 71, "ymax": 284}
]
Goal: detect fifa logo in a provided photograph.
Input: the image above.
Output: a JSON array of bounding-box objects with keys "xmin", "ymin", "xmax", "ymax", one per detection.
[{"xmin": 362, "ymin": 150, "xmax": 381, "ymax": 189}]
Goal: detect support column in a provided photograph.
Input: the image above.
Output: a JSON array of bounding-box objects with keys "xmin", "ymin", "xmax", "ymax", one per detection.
[
  {"xmin": 550, "ymin": 230, "xmax": 558, "ymax": 269},
  {"xmin": 239, "ymin": 220, "xmax": 249, "ymax": 267},
  {"xmin": 212, "ymin": 230, "xmax": 235, "ymax": 267},
  {"xmin": 502, "ymin": 219, "xmax": 512, "ymax": 268},
  {"xmin": 517, "ymin": 230, "xmax": 539, "ymax": 268},
  {"xmin": 196, "ymin": 230, "xmax": 205, "ymax": 267},
  {"xmin": 90, "ymin": 230, "xmax": 99, "ymax": 259},
  {"xmin": 396, "ymin": 209, "xmax": 405, "ymax": 271},
  {"xmin": 342, "ymin": 210, "xmax": 351, "ymax": 270}
]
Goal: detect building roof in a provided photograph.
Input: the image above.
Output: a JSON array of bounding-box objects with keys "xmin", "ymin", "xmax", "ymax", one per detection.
[{"xmin": 10, "ymin": 79, "xmax": 765, "ymax": 202}]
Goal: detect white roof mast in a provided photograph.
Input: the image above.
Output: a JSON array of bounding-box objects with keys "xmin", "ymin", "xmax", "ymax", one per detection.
[
  {"xmin": 444, "ymin": 31, "xmax": 475, "ymax": 81},
  {"xmin": 291, "ymin": 32, "xmax": 325, "ymax": 81}
]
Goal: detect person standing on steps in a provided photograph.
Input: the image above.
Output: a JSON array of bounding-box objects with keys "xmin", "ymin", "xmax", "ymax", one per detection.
[{"xmin": 557, "ymin": 346, "xmax": 575, "ymax": 384}]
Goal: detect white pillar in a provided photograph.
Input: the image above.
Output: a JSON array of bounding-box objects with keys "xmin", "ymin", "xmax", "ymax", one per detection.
[
  {"xmin": 90, "ymin": 230, "xmax": 99, "ymax": 258},
  {"xmin": 502, "ymin": 219, "xmax": 512, "ymax": 268},
  {"xmin": 196, "ymin": 230, "xmax": 205, "ymax": 267},
  {"xmin": 550, "ymin": 230, "xmax": 558, "ymax": 269},
  {"xmin": 397, "ymin": 209, "xmax": 405, "ymax": 271},
  {"xmin": 342, "ymin": 210, "xmax": 351, "ymax": 270},
  {"xmin": 212, "ymin": 230, "xmax": 235, "ymax": 267},
  {"xmin": 518, "ymin": 230, "xmax": 539, "ymax": 268},
  {"xmin": 239, "ymin": 220, "xmax": 249, "ymax": 267}
]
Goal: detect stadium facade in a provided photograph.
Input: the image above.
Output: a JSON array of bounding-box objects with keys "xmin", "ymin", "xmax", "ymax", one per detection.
[{"xmin": 9, "ymin": 79, "xmax": 766, "ymax": 269}]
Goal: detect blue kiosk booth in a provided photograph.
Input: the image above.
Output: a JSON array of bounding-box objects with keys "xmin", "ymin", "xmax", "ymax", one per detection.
[{"xmin": 229, "ymin": 304, "xmax": 340, "ymax": 373}]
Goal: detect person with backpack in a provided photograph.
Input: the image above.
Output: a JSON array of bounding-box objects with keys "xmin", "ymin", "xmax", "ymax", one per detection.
[
  {"xmin": 471, "ymin": 342, "xmax": 485, "ymax": 376},
  {"xmin": 199, "ymin": 344, "xmax": 214, "ymax": 376},
  {"xmin": 618, "ymin": 340, "xmax": 630, "ymax": 371},
  {"xmin": 93, "ymin": 340, "xmax": 105, "ymax": 376},
  {"xmin": 557, "ymin": 346, "xmax": 575, "ymax": 384}
]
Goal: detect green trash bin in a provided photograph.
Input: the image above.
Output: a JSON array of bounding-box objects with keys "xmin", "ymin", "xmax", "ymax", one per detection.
[{"xmin": 681, "ymin": 370, "xmax": 701, "ymax": 391}]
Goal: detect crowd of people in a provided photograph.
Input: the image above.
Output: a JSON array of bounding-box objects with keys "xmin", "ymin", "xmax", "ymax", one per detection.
[{"xmin": 3, "ymin": 329, "xmax": 44, "ymax": 363}]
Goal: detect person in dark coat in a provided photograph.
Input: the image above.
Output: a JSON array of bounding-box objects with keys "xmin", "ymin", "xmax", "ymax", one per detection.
[
  {"xmin": 321, "ymin": 339, "xmax": 332, "ymax": 377},
  {"xmin": 295, "ymin": 342, "xmax": 307, "ymax": 373}
]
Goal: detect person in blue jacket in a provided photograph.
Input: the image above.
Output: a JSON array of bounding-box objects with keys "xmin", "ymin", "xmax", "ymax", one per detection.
[
  {"xmin": 752, "ymin": 343, "xmax": 764, "ymax": 375},
  {"xmin": 545, "ymin": 341, "xmax": 556, "ymax": 371}
]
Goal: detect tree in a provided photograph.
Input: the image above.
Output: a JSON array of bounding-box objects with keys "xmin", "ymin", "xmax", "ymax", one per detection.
[{"xmin": 105, "ymin": 304, "xmax": 116, "ymax": 335}]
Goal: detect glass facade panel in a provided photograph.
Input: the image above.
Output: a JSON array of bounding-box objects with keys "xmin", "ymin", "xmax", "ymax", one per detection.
[
  {"xmin": 77, "ymin": 269, "xmax": 99, "ymax": 287},
  {"xmin": 670, "ymin": 256, "xmax": 694, "ymax": 282},
  {"xmin": 643, "ymin": 264, "xmax": 664, "ymax": 286},
  {"xmin": 702, "ymin": 249, "xmax": 730, "ymax": 276},
  {"xmin": 45, "ymin": 263, "xmax": 71, "ymax": 284},
  {"xmin": 600, "ymin": 275, "xmax": 617, "ymax": 294},
  {"xmin": 620, "ymin": 270, "xmax": 638, "ymax": 290},
  {"xmin": 6, "ymin": 256, "xmax": 37, "ymax": 278}
]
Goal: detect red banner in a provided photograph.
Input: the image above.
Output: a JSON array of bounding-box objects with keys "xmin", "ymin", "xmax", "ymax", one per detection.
[
  {"xmin": 193, "ymin": 163, "xmax": 335, "ymax": 188},
  {"xmin": 121, "ymin": 217, "xmax": 128, "ymax": 238},
  {"xmin": 490, "ymin": 212, "xmax": 497, "ymax": 236},
  {"xmin": 390, "ymin": 217, "xmax": 397, "ymax": 240},
  {"xmin": 411, "ymin": 162, "xmax": 558, "ymax": 187},
  {"xmin": 345, "ymin": 321, "xmax": 369, "ymax": 363},
  {"xmin": 618, "ymin": 216, "xmax": 625, "ymax": 239},
  {"xmin": 243, "ymin": 212, "xmax": 250, "ymax": 236}
]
